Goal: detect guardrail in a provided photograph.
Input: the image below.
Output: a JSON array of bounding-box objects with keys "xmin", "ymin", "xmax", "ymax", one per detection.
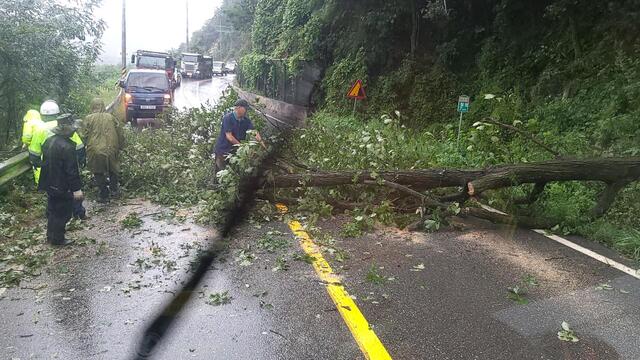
[
  {"xmin": 0, "ymin": 90, "xmax": 122, "ymax": 188},
  {"xmin": 0, "ymin": 152, "xmax": 31, "ymax": 187}
]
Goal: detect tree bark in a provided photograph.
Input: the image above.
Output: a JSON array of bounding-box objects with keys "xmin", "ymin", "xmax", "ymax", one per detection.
[
  {"xmin": 591, "ymin": 180, "xmax": 630, "ymax": 218},
  {"xmin": 467, "ymin": 158, "xmax": 640, "ymax": 195},
  {"xmin": 409, "ymin": 0, "xmax": 419, "ymax": 58},
  {"xmin": 269, "ymin": 169, "xmax": 484, "ymax": 189},
  {"xmin": 269, "ymin": 158, "xmax": 640, "ymax": 196}
]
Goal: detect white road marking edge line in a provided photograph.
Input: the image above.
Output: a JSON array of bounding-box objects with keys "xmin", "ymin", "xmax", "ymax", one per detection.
[
  {"xmin": 532, "ymin": 229, "xmax": 640, "ymax": 280},
  {"xmin": 479, "ymin": 204, "xmax": 640, "ymax": 280}
]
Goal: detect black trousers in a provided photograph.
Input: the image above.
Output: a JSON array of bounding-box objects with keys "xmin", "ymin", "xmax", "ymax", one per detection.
[
  {"xmin": 47, "ymin": 194, "xmax": 73, "ymax": 244},
  {"xmin": 95, "ymin": 172, "xmax": 119, "ymax": 199}
]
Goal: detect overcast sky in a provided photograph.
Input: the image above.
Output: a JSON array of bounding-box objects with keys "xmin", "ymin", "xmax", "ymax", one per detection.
[{"xmin": 96, "ymin": 0, "xmax": 222, "ymax": 64}]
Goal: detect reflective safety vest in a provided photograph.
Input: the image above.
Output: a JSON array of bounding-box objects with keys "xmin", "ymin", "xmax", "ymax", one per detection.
[
  {"xmin": 28, "ymin": 121, "xmax": 85, "ymax": 184},
  {"xmin": 21, "ymin": 110, "xmax": 43, "ymax": 147}
]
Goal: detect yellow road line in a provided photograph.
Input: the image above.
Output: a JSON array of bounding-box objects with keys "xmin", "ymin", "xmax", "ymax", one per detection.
[{"xmin": 276, "ymin": 204, "xmax": 392, "ymax": 360}]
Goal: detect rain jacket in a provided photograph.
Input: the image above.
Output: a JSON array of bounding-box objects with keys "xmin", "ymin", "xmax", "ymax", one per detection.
[
  {"xmin": 21, "ymin": 110, "xmax": 43, "ymax": 147},
  {"xmin": 80, "ymin": 99, "xmax": 125, "ymax": 174},
  {"xmin": 29, "ymin": 120, "xmax": 85, "ymax": 184},
  {"xmin": 38, "ymin": 125, "xmax": 82, "ymax": 197}
]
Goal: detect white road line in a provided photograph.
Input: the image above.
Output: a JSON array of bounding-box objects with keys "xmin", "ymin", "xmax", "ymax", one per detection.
[
  {"xmin": 532, "ymin": 229, "xmax": 640, "ymax": 279},
  {"xmin": 479, "ymin": 204, "xmax": 640, "ymax": 280}
]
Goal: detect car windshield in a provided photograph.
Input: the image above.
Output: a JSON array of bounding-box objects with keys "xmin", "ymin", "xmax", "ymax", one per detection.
[
  {"xmin": 126, "ymin": 72, "xmax": 169, "ymax": 91},
  {"xmin": 138, "ymin": 56, "xmax": 169, "ymax": 69},
  {"xmin": 182, "ymin": 55, "xmax": 198, "ymax": 62}
]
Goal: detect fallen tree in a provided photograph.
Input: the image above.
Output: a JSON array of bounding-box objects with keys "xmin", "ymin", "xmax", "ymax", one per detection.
[{"xmin": 264, "ymin": 157, "xmax": 640, "ymax": 227}]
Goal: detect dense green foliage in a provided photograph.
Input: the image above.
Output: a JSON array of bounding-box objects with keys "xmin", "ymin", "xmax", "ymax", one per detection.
[
  {"xmin": 177, "ymin": 0, "xmax": 640, "ymax": 258},
  {"xmin": 120, "ymin": 90, "xmax": 270, "ymax": 225},
  {"xmin": 120, "ymin": 99, "xmax": 232, "ymax": 206},
  {"xmin": 132, "ymin": 1, "xmax": 640, "ymax": 260},
  {"xmin": 0, "ymin": 0, "xmax": 105, "ymax": 146}
]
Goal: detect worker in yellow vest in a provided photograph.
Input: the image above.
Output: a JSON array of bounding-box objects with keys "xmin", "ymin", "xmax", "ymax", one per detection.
[
  {"xmin": 21, "ymin": 109, "xmax": 44, "ymax": 182},
  {"xmin": 29, "ymin": 100, "xmax": 87, "ymax": 220},
  {"xmin": 21, "ymin": 109, "xmax": 43, "ymax": 148}
]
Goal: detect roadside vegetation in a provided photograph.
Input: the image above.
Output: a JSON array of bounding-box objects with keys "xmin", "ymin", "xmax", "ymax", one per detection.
[
  {"xmin": 0, "ymin": 0, "xmax": 106, "ymax": 148},
  {"xmin": 179, "ymin": 0, "xmax": 640, "ymax": 261}
]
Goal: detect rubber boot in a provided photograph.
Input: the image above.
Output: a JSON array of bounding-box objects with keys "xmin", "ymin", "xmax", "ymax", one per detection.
[
  {"xmin": 109, "ymin": 172, "xmax": 120, "ymax": 198},
  {"xmin": 95, "ymin": 173, "xmax": 110, "ymax": 203}
]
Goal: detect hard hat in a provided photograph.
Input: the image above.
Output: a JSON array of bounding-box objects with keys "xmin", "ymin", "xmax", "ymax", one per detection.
[{"xmin": 40, "ymin": 100, "xmax": 60, "ymax": 116}]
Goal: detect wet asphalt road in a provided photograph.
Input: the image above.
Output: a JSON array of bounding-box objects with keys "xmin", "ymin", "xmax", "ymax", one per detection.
[
  {"xmin": 2, "ymin": 79, "xmax": 640, "ymax": 359},
  {"xmin": 173, "ymin": 75, "xmax": 234, "ymax": 109}
]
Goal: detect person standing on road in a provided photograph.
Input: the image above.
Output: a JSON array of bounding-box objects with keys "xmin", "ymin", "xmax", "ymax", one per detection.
[
  {"xmin": 80, "ymin": 98, "xmax": 125, "ymax": 203},
  {"xmin": 212, "ymin": 99, "xmax": 264, "ymax": 182},
  {"xmin": 38, "ymin": 114, "xmax": 84, "ymax": 246},
  {"xmin": 29, "ymin": 100, "xmax": 87, "ymax": 219}
]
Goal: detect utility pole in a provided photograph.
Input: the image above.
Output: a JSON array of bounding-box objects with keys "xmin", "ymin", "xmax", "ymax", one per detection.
[
  {"xmin": 121, "ymin": 0, "xmax": 127, "ymax": 69},
  {"xmin": 185, "ymin": 0, "xmax": 189, "ymax": 51}
]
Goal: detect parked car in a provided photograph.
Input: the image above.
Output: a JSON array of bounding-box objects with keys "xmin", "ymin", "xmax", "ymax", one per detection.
[
  {"xmin": 119, "ymin": 69, "xmax": 174, "ymax": 125},
  {"xmin": 212, "ymin": 61, "xmax": 227, "ymax": 76}
]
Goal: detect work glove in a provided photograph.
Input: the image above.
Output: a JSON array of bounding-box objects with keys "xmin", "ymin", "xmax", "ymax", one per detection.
[{"xmin": 73, "ymin": 190, "xmax": 84, "ymax": 201}]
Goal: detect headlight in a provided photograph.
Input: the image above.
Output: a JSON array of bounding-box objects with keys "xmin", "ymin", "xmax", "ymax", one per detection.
[
  {"xmin": 124, "ymin": 93, "xmax": 132, "ymax": 103},
  {"xmin": 163, "ymin": 94, "xmax": 171, "ymax": 105}
]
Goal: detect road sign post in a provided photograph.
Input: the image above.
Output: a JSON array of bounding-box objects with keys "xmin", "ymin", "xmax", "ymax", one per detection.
[
  {"xmin": 347, "ymin": 79, "xmax": 366, "ymax": 117},
  {"xmin": 456, "ymin": 95, "xmax": 470, "ymax": 150}
]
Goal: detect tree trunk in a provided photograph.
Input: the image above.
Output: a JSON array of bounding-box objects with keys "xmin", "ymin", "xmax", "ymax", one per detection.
[
  {"xmin": 269, "ymin": 168, "xmax": 484, "ymax": 189},
  {"xmin": 269, "ymin": 158, "xmax": 640, "ymax": 195},
  {"xmin": 467, "ymin": 158, "xmax": 640, "ymax": 195},
  {"xmin": 409, "ymin": 0, "xmax": 419, "ymax": 58}
]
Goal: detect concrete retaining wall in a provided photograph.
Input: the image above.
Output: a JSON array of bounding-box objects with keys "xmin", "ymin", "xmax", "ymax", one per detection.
[{"xmin": 232, "ymin": 84, "xmax": 308, "ymax": 128}]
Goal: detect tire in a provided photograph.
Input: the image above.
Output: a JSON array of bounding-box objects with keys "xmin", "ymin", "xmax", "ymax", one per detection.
[{"xmin": 126, "ymin": 110, "xmax": 137, "ymax": 127}]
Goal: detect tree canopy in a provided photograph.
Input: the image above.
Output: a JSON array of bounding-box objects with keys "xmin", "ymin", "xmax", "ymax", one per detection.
[{"xmin": 0, "ymin": 0, "xmax": 104, "ymax": 145}]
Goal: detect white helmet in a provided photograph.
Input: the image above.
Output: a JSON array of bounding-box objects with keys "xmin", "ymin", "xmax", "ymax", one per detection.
[{"xmin": 40, "ymin": 100, "xmax": 60, "ymax": 116}]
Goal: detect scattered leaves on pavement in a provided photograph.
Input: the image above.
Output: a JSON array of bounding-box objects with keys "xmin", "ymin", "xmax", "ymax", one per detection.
[
  {"xmin": 366, "ymin": 265, "xmax": 386, "ymax": 285},
  {"xmin": 121, "ymin": 212, "xmax": 143, "ymax": 229},
  {"xmin": 507, "ymin": 285, "xmax": 529, "ymax": 305},
  {"xmin": 557, "ymin": 321, "xmax": 579, "ymax": 342},
  {"xmin": 206, "ymin": 291, "xmax": 232, "ymax": 306}
]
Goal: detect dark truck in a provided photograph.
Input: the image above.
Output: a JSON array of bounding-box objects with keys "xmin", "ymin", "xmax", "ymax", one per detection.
[
  {"xmin": 212, "ymin": 61, "xmax": 227, "ymax": 76},
  {"xmin": 180, "ymin": 53, "xmax": 213, "ymax": 79},
  {"xmin": 131, "ymin": 50, "xmax": 181, "ymax": 88},
  {"xmin": 119, "ymin": 69, "xmax": 174, "ymax": 125}
]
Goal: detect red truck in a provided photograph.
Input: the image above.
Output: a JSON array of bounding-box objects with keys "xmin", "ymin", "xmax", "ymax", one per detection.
[{"xmin": 131, "ymin": 50, "xmax": 181, "ymax": 88}]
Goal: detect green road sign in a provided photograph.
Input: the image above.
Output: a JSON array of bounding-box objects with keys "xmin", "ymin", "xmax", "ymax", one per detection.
[{"xmin": 458, "ymin": 95, "xmax": 470, "ymax": 113}]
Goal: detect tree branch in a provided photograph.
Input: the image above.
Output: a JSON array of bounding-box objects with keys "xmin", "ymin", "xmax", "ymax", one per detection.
[{"xmin": 482, "ymin": 117, "xmax": 561, "ymax": 158}]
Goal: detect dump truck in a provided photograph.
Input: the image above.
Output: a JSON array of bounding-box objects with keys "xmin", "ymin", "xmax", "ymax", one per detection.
[
  {"xmin": 131, "ymin": 50, "xmax": 181, "ymax": 88},
  {"xmin": 180, "ymin": 53, "xmax": 213, "ymax": 79}
]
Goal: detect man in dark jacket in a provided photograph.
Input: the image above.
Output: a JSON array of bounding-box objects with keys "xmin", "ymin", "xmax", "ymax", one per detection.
[
  {"xmin": 38, "ymin": 114, "xmax": 84, "ymax": 246},
  {"xmin": 212, "ymin": 99, "xmax": 264, "ymax": 183}
]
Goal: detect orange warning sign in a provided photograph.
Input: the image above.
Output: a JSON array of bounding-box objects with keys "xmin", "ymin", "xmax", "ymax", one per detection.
[{"xmin": 346, "ymin": 79, "xmax": 366, "ymax": 100}]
